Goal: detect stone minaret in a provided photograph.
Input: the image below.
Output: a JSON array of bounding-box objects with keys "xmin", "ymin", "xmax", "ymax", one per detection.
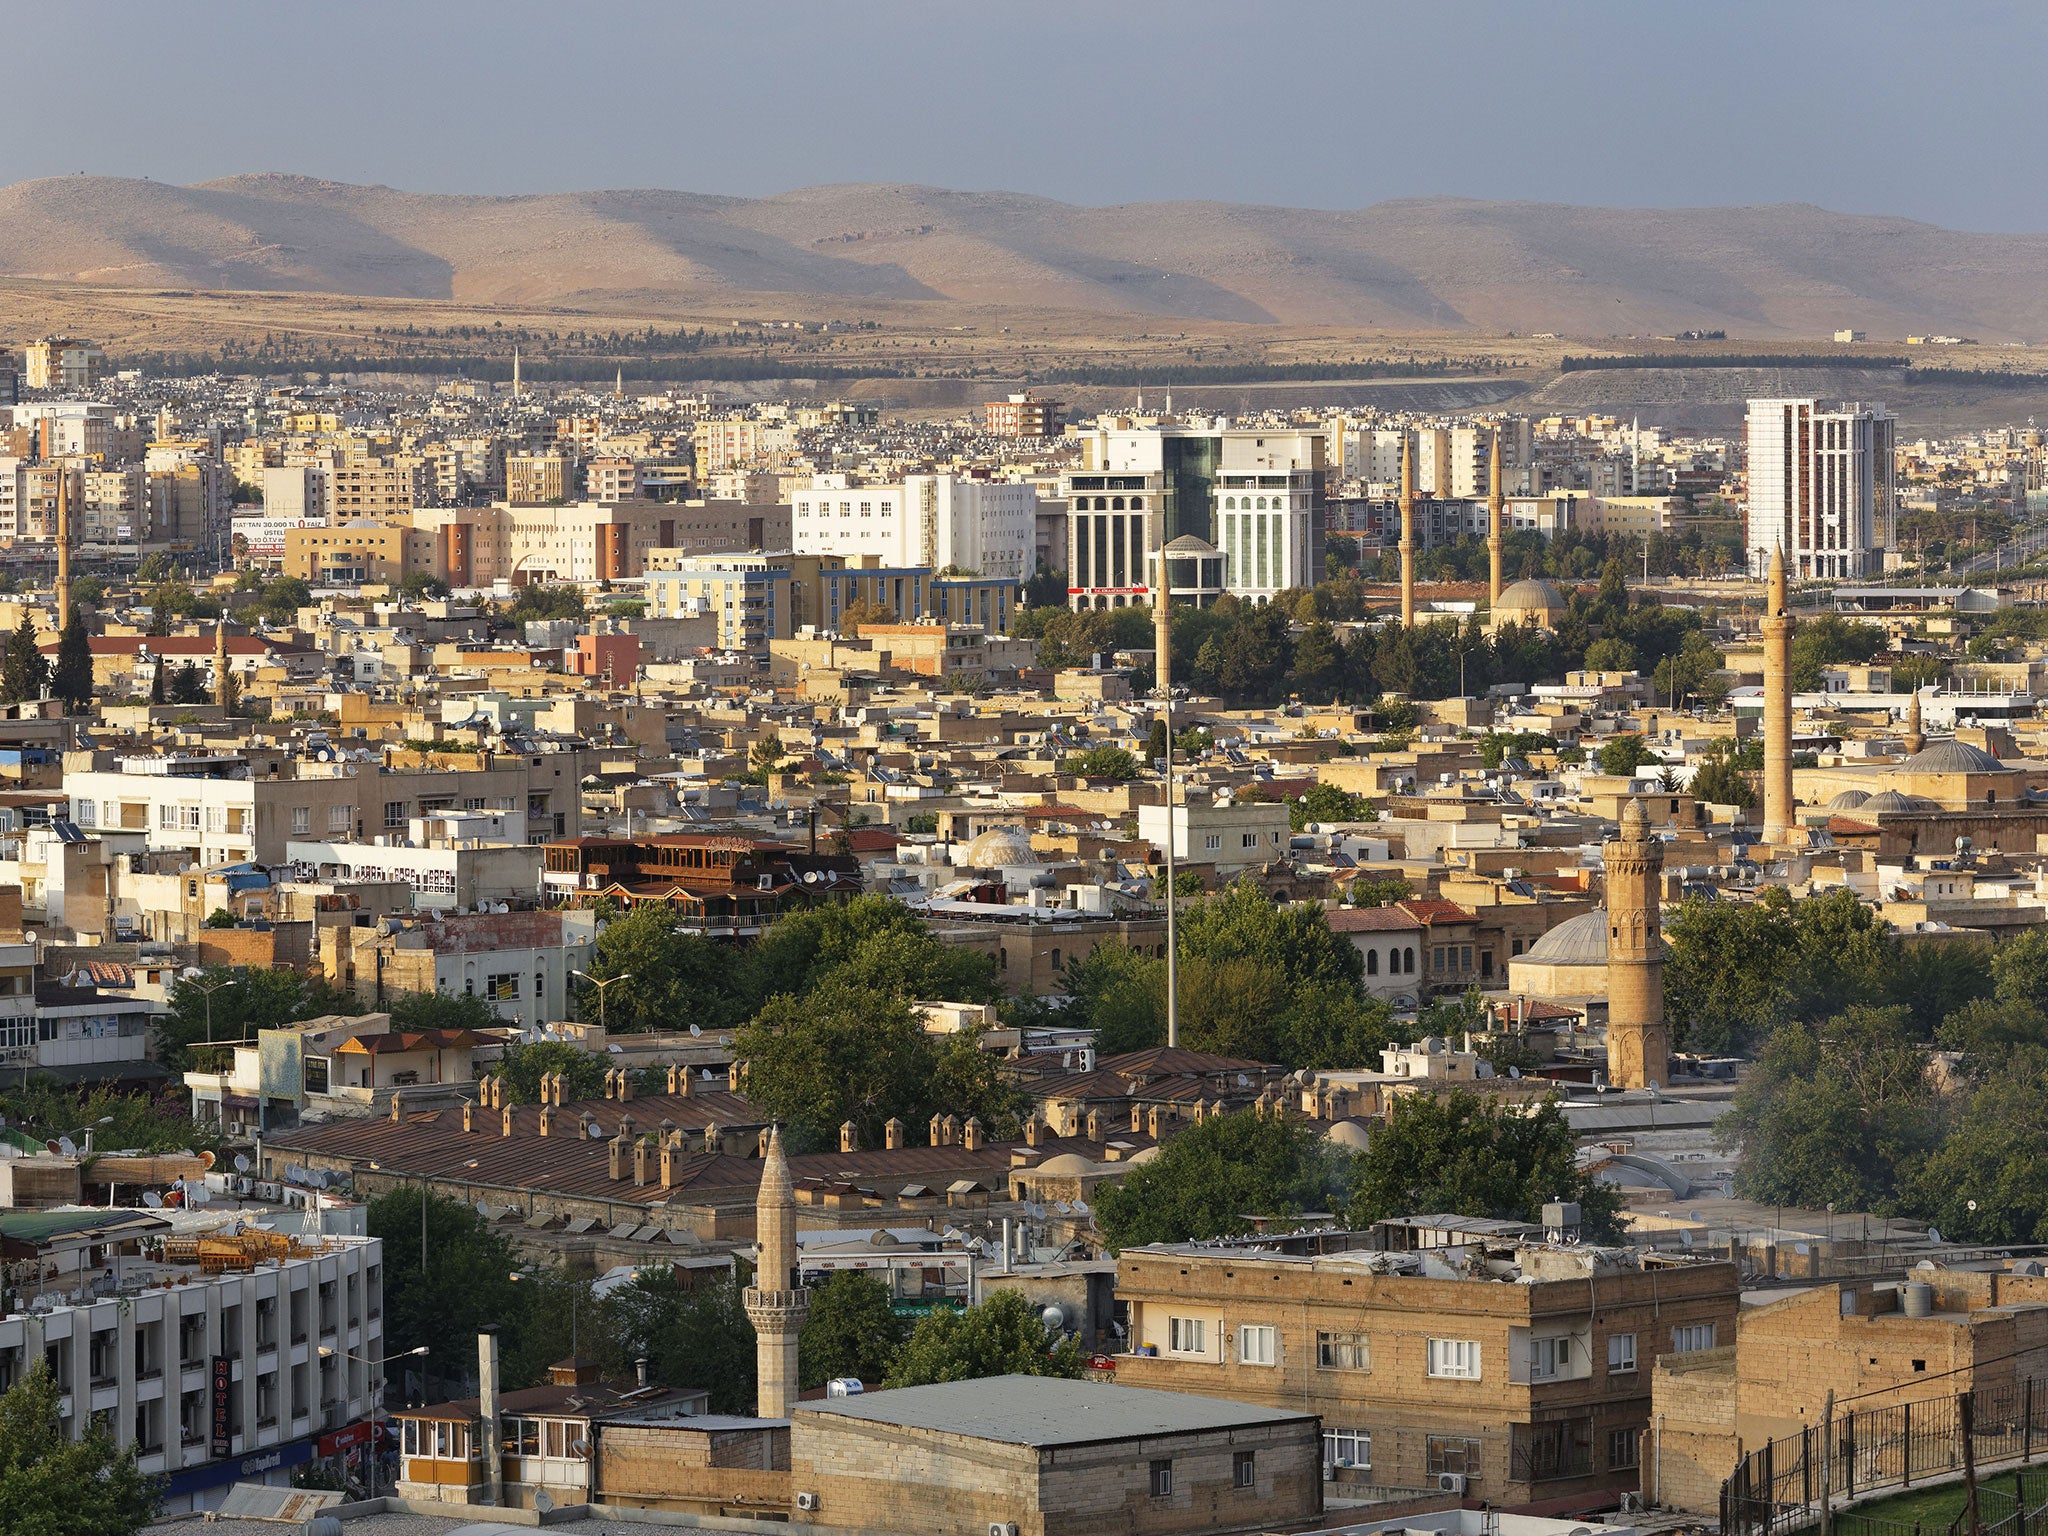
[
  {"xmin": 1904, "ymin": 689, "xmax": 1925, "ymax": 755},
  {"xmin": 1761, "ymin": 546, "xmax": 1795, "ymax": 843},
  {"xmin": 742, "ymin": 1125, "xmax": 806, "ymax": 1418},
  {"xmin": 1398, "ymin": 433, "xmax": 1416, "ymax": 627},
  {"xmin": 1153, "ymin": 566, "xmax": 1172, "ymax": 696},
  {"xmin": 1486, "ymin": 428, "xmax": 1505, "ymax": 608},
  {"xmin": 1603, "ymin": 798, "xmax": 1667, "ymax": 1091},
  {"xmin": 55, "ymin": 467, "xmax": 70, "ymax": 631},
  {"xmin": 214, "ymin": 620, "xmax": 231, "ymax": 709}
]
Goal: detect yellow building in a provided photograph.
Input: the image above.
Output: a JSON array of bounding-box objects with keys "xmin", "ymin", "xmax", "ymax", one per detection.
[
  {"xmin": 506, "ymin": 452, "xmax": 569, "ymax": 505},
  {"xmin": 23, "ymin": 336, "xmax": 105, "ymax": 391}
]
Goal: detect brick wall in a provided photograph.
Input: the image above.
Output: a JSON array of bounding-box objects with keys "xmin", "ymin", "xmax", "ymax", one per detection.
[
  {"xmin": 597, "ymin": 1421, "xmax": 790, "ymax": 1513},
  {"xmin": 1649, "ymin": 1345, "xmax": 1736, "ymax": 1515}
]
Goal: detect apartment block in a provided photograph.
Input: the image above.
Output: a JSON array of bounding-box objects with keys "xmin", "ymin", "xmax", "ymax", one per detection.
[
  {"xmin": 1115, "ymin": 1237, "xmax": 1738, "ymax": 1506},
  {"xmin": 584, "ymin": 456, "xmax": 642, "ymax": 501},
  {"xmin": 0, "ymin": 1211, "xmax": 383, "ymax": 1514},
  {"xmin": 23, "ymin": 336, "xmax": 106, "ymax": 391},
  {"xmin": 793, "ymin": 473, "xmax": 1037, "ymax": 582},
  {"xmin": 984, "ymin": 392, "xmax": 1066, "ymax": 438},
  {"xmin": 1745, "ymin": 398, "xmax": 1896, "ymax": 580},
  {"xmin": 505, "ymin": 451, "xmax": 569, "ymax": 505}
]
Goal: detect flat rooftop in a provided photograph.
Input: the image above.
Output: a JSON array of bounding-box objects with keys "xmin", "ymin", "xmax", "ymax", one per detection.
[{"xmin": 797, "ymin": 1374, "xmax": 1312, "ymax": 1446}]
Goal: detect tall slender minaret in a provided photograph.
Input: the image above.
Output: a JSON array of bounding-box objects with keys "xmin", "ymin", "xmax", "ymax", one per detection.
[
  {"xmin": 511, "ymin": 348, "xmax": 521, "ymax": 399},
  {"xmin": 213, "ymin": 618, "xmax": 231, "ymax": 709},
  {"xmin": 1903, "ymin": 689, "xmax": 1925, "ymax": 755},
  {"xmin": 1603, "ymin": 798, "xmax": 1668, "ymax": 1091},
  {"xmin": 1762, "ymin": 546, "xmax": 1795, "ymax": 843},
  {"xmin": 1486, "ymin": 428, "xmax": 1505, "ymax": 608},
  {"xmin": 742, "ymin": 1126, "xmax": 806, "ymax": 1418},
  {"xmin": 54, "ymin": 464, "xmax": 70, "ymax": 632},
  {"xmin": 1153, "ymin": 569, "xmax": 1172, "ymax": 698},
  {"xmin": 1398, "ymin": 433, "xmax": 1416, "ymax": 627}
]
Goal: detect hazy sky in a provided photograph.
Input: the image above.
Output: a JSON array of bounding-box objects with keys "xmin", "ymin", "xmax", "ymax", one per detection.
[{"xmin": 8, "ymin": 0, "xmax": 2046, "ymax": 229}]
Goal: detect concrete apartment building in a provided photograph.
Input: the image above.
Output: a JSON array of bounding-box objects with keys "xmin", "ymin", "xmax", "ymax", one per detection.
[
  {"xmin": 792, "ymin": 473, "xmax": 1038, "ymax": 583},
  {"xmin": 641, "ymin": 499, "xmax": 793, "ymax": 560},
  {"xmin": 412, "ymin": 499, "xmax": 678, "ymax": 584},
  {"xmin": 1745, "ymin": 397, "xmax": 1896, "ymax": 581},
  {"xmin": 1115, "ymin": 1237, "xmax": 1739, "ymax": 1506},
  {"xmin": 984, "ymin": 392, "xmax": 1066, "ymax": 438},
  {"xmin": 505, "ymin": 451, "xmax": 570, "ymax": 505},
  {"xmin": 66, "ymin": 747, "xmax": 586, "ymax": 868},
  {"xmin": 23, "ymin": 335, "xmax": 106, "ymax": 391},
  {"xmin": 0, "ymin": 1209, "xmax": 384, "ymax": 1514},
  {"xmin": 584, "ymin": 456, "xmax": 641, "ymax": 501}
]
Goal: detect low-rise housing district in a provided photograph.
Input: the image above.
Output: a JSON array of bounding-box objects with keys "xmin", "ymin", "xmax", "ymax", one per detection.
[{"xmin": 8, "ymin": 349, "xmax": 2048, "ymax": 1536}]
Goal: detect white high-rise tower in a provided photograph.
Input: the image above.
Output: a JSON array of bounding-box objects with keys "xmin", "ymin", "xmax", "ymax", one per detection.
[{"xmin": 1745, "ymin": 398, "xmax": 1896, "ymax": 581}]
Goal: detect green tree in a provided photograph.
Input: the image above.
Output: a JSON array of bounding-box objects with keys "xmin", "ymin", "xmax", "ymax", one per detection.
[
  {"xmin": 157, "ymin": 966, "xmax": 366, "ymax": 1072},
  {"xmin": 1789, "ymin": 613, "xmax": 1885, "ymax": 692},
  {"xmin": 1594, "ymin": 734, "xmax": 1658, "ymax": 776},
  {"xmin": 882, "ymin": 1290, "xmax": 1087, "ymax": 1387},
  {"xmin": 799, "ymin": 1271, "xmax": 908, "ymax": 1390},
  {"xmin": 578, "ymin": 905, "xmax": 749, "ymax": 1033},
  {"xmin": 389, "ymin": 990, "xmax": 503, "ymax": 1033},
  {"xmin": 1718, "ymin": 1006, "xmax": 1938, "ymax": 1212},
  {"xmin": 368, "ymin": 1189, "xmax": 528, "ymax": 1400},
  {"xmin": 1094, "ymin": 1111, "xmax": 1356, "ymax": 1250},
  {"xmin": 505, "ymin": 583, "xmax": 585, "ymax": 624},
  {"xmin": 1903, "ymin": 1047, "xmax": 2048, "ymax": 1243},
  {"xmin": 202, "ymin": 907, "xmax": 237, "ymax": 929},
  {"xmin": 1663, "ymin": 895, "xmax": 1799, "ymax": 1054},
  {"xmin": 741, "ymin": 896, "xmax": 996, "ymax": 1009},
  {"xmin": 1060, "ymin": 941, "xmax": 1164, "ymax": 1056},
  {"xmin": 1346, "ymin": 874, "xmax": 1413, "ymax": 907},
  {"xmin": 1582, "ymin": 636, "xmax": 1638, "ymax": 672},
  {"xmin": 601, "ymin": 1271, "xmax": 757, "ymax": 1413},
  {"xmin": 1687, "ymin": 739, "xmax": 1757, "ymax": 809},
  {"xmin": 68, "ymin": 575, "xmax": 106, "ymax": 608},
  {"xmin": 1990, "ymin": 926, "xmax": 2048, "ymax": 1010},
  {"xmin": 0, "ymin": 617, "xmax": 45, "ymax": 704},
  {"xmin": 1477, "ymin": 731, "xmax": 1557, "ymax": 769},
  {"xmin": 1347, "ymin": 1090, "xmax": 1623, "ymax": 1241},
  {"xmin": 494, "ymin": 1039, "xmax": 621, "ymax": 1104},
  {"xmin": 398, "ymin": 570, "xmax": 452, "ymax": 601},
  {"xmin": 1293, "ymin": 781, "xmax": 1375, "ymax": 831},
  {"xmin": 1063, "ymin": 744, "xmax": 1139, "ymax": 781},
  {"xmin": 169, "ymin": 661, "xmax": 208, "ymax": 705},
  {"xmin": 734, "ymin": 988, "xmax": 1024, "ymax": 1152},
  {"xmin": 0, "ymin": 1358, "xmax": 159, "ymax": 1536},
  {"xmin": 50, "ymin": 608, "xmax": 92, "ymax": 714}
]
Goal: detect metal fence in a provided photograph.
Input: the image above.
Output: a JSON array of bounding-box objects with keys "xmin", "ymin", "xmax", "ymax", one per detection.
[{"xmin": 1724, "ymin": 1379, "xmax": 2048, "ymax": 1536}]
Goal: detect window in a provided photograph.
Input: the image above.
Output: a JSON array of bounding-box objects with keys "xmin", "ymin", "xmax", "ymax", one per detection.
[
  {"xmin": 1609, "ymin": 1427, "xmax": 1640, "ymax": 1470},
  {"xmin": 1233, "ymin": 1450, "xmax": 1256, "ymax": 1489},
  {"xmin": 1671, "ymin": 1323, "xmax": 1717, "ymax": 1353},
  {"xmin": 74, "ymin": 800, "xmax": 94, "ymax": 827},
  {"xmin": 291, "ymin": 806, "xmax": 311, "ymax": 835},
  {"xmin": 485, "ymin": 973, "xmax": 520, "ymax": 1001},
  {"xmin": 180, "ymin": 804, "xmax": 201, "ymax": 831},
  {"xmin": 1516, "ymin": 1419, "xmax": 1593, "ymax": 1482},
  {"xmin": 1205, "ymin": 834, "xmax": 1221, "ymax": 851},
  {"xmin": 1241, "ymin": 832, "xmax": 1258, "ymax": 848},
  {"xmin": 1149, "ymin": 1459, "xmax": 1173, "ymax": 1498},
  {"xmin": 328, "ymin": 805, "xmax": 351, "ymax": 832},
  {"xmin": 1324, "ymin": 1429, "xmax": 1370, "ymax": 1471},
  {"xmin": 1166, "ymin": 1317, "xmax": 1206, "ymax": 1355},
  {"xmin": 1317, "ymin": 1331, "xmax": 1369, "ymax": 1371},
  {"xmin": 1608, "ymin": 1333, "xmax": 1637, "ymax": 1373},
  {"xmin": 1427, "ymin": 1338, "xmax": 1481, "ymax": 1379},
  {"xmin": 384, "ymin": 800, "xmax": 407, "ymax": 828},
  {"xmin": 1428, "ymin": 1436, "xmax": 1480, "ymax": 1477},
  {"xmin": 1238, "ymin": 1325, "xmax": 1277, "ymax": 1366},
  {"xmin": 1530, "ymin": 1335, "xmax": 1573, "ymax": 1381}
]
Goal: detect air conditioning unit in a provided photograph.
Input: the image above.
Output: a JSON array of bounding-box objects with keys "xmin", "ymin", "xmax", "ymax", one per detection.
[
  {"xmin": 1436, "ymin": 1473, "xmax": 1467, "ymax": 1494},
  {"xmin": 795, "ymin": 1493, "xmax": 820, "ymax": 1512},
  {"xmin": 1620, "ymin": 1492, "xmax": 1645, "ymax": 1514},
  {"xmin": 990, "ymin": 1524, "xmax": 1019, "ymax": 1536}
]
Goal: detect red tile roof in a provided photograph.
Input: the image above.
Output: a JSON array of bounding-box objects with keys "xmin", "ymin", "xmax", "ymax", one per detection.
[{"xmin": 1325, "ymin": 906, "xmax": 1425, "ymax": 933}]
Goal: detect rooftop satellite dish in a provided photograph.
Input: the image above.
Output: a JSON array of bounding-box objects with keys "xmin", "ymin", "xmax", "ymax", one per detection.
[
  {"xmin": 1508, "ymin": 1067, "xmax": 1522, "ymax": 1080},
  {"xmin": 1689, "ymin": 1209, "xmax": 1703, "ymax": 1223},
  {"xmin": 143, "ymin": 1191, "xmax": 164, "ymax": 1208},
  {"xmin": 57, "ymin": 1137, "xmax": 76, "ymax": 1157},
  {"xmin": 234, "ymin": 1153, "xmax": 252, "ymax": 1173},
  {"xmin": 475, "ymin": 1200, "xmax": 490, "ymax": 1217},
  {"xmin": 1072, "ymin": 1199, "xmax": 1089, "ymax": 1216},
  {"xmin": 690, "ymin": 1023, "xmax": 702, "ymax": 1038},
  {"xmin": 1928, "ymin": 1227, "xmax": 1944, "ymax": 1244},
  {"xmin": 569, "ymin": 1439, "xmax": 589, "ymax": 1459},
  {"xmin": 702, "ymin": 1068, "xmax": 716, "ymax": 1081},
  {"xmin": 589, "ymin": 1123, "xmax": 604, "ymax": 1139},
  {"xmin": 1236, "ymin": 1074, "xmax": 1250, "ymax": 1088},
  {"xmin": 533, "ymin": 1490, "xmax": 556, "ymax": 1515}
]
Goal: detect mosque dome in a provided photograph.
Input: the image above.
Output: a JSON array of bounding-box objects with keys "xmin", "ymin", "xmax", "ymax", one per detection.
[
  {"xmin": 1827, "ymin": 790, "xmax": 1872, "ymax": 811},
  {"xmin": 962, "ymin": 825, "xmax": 1040, "ymax": 868},
  {"xmin": 1035, "ymin": 1153, "xmax": 1096, "ymax": 1177},
  {"xmin": 1325, "ymin": 1120, "xmax": 1371, "ymax": 1150},
  {"xmin": 1522, "ymin": 910, "xmax": 1610, "ymax": 966},
  {"xmin": 1861, "ymin": 789, "xmax": 1939, "ymax": 813},
  {"xmin": 1902, "ymin": 739, "xmax": 2012, "ymax": 773},
  {"xmin": 1495, "ymin": 578, "xmax": 1569, "ymax": 624}
]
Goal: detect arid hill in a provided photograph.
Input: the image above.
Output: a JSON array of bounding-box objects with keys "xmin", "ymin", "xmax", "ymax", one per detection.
[{"xmin": 5, "ymin": 174, "xmax": 2048, "ymax": 338}]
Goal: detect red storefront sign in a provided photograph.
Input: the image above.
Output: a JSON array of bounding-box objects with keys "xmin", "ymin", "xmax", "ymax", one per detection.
[{"xmin": 316, "ymin": 1420, "xmax": 385, "ymax": 1456}]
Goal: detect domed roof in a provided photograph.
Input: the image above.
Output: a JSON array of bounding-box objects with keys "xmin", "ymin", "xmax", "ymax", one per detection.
[
  {"xmin": 1827, "ymin": 789, "xmax": 1872, "ymax": 810},
  {"xmin": 1903, "ymin": 739, "xmax": 2012, "ymax": 773},
  {"xmin": 1125, "ymin": 1145, "xmax": 1163, "ymax": 1166},
  {"xmin": 1324, "ymin": 1120, "xmax": 1371, "ymax": 1150},
  {"xmin": 1862, "ymin": 789, "xmax": 1939, "ymax": 813},
  {"xmin": 962, "ymin": 825, "xmax": 1039, "ymax": 867},
  {"xmin": 1522, "ymin": 909, "xmax": 1610, "ymax": 966},
  {"xmin": 1497, "ymin": 577, "xmax": 1568, "ymax": 613},
  {"xmin": 1035, "ymin": 1153, "xmax": 1096, "ymax": 1176}
]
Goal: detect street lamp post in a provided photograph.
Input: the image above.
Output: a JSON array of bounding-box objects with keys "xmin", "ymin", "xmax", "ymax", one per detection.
[
  {"xmin": 570, "ymin": 970, "xmax": 632, "ymax": 1032},
  {"xmin": 182, "ymin": 970, "xmax": 240, "ymax": 1045},
  {"xmin": 317, "ymin": 1344, "xmax": 428, "ymax": 1502}
]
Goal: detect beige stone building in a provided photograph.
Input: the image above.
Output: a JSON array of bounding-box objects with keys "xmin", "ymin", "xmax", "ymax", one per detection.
[{"xmin": 1116, "ymin": 1239, "xmax": 1738, "ymax": 1506}]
